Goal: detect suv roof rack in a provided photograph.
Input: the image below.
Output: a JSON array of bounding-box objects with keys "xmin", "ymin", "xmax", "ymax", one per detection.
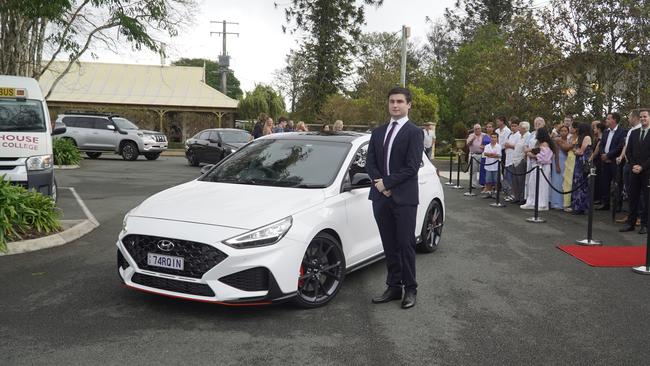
[{"xmin": 63, "ymin": 110, "xmax": 119, "ymax": 117}]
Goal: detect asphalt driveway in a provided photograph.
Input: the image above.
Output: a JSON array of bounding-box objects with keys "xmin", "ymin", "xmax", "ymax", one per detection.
[{"xmin": 1, "ymin": 155, "xmax": 648, "ymax": 365}]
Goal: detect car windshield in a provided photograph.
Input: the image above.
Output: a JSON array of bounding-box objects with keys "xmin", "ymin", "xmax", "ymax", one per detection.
[
  {"xmin": 220, "ymin": 130, "xmax": 250, "ymax": 143},
  {"xmin": 112, "ymin": 117, "xmax": 139, "ymax": 130},
  {"xmin": 201, "ymin": 139, "xmax": 351, "ymax": 188},
  {"xmin": 0, "ymin": 99, "xmax": 46, "ymax": 132}
]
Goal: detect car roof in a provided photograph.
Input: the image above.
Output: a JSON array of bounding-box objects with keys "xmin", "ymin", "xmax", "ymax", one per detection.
[
  {"xmin": 257, "ymin": 131, "xmax": 369, "ymax": 143},
  {"xmin": 203, "ymin": 128, "xmax": 250, "ymax": 133}
]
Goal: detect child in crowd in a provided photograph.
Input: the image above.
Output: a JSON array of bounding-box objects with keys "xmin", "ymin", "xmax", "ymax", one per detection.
[{"xmin": 483, "ymin": 133, "xmax": 502, "ymax": 198}]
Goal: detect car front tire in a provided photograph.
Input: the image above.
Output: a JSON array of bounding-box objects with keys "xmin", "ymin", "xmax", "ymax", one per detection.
[
  {"xmin": 293, "ymin": 232, "xmax": 346, "ymax": 308},
  {"xmin": 86, "ymin": 152, "xmax": 102, "ymax": 159},
  {"xmin": 186, "ymin": 150, "xmax": 199, "ymax": 166},
  {"xmin": 121, "ymin": 142, "xmax": 139, "ymax": 161},
  {"xmin": 417, "ymin": 200, "xmax": 443, "ymax": 253}
]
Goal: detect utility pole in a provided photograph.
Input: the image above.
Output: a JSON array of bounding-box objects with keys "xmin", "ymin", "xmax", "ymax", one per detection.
[
  {"xmin": 210, "ymin": 20, "xmax": 239, "ymax": 95},
  {"xmin": 400, "ymin": 25, "xmax": 410, "ymax": 87}
]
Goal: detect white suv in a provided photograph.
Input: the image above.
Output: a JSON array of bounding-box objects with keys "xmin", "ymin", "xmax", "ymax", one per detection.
[{"xmin": 55, "ymin": 112, "xmax": 167, "ymax": 160}]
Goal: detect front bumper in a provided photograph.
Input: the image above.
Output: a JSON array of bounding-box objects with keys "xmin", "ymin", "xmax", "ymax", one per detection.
[
  {"xmin": 141, "ymin": 143, "xmax": 167, "ymax": 152},
  {"xmin": 116, "ymin": 216, "xmax": 302, "ymax": 305}
]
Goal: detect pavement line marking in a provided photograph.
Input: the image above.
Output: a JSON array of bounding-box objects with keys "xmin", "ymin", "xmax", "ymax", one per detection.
[{"xmin": 60, "ymin": 186, "xmax": 99, "ymax": 226}]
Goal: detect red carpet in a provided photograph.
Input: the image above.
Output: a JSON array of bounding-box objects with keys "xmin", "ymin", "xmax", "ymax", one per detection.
[{"xmin": 557, "ymin": 245, "xmax": 647, "ymax": 267}]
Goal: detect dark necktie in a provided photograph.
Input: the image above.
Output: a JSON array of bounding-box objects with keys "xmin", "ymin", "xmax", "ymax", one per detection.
[
  {"xmin": 384, "ymin": 121, "xmax": 398, "ymax": 175},
  {"xmin": 641, "ymin": 129, "xmax": 646, "ymax": 142}
]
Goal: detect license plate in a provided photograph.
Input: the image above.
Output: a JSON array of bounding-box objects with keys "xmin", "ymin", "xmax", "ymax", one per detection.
[
  {"xmin": 0, "ymin": 88, "xmax": 15, "ymax": 97},
  {"xmin": 147, "ymin": 253, "xmax": 184, "ymax": 270}
]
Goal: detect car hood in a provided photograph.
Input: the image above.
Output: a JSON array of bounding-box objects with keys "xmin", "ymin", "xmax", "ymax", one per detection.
[
  {"xmin": 139, "ymin": 130, "xmax": 163, "ymax": 135},
  {"xmin": 130, "ymin": 180, "xmax": 325, "ymax": 230}
]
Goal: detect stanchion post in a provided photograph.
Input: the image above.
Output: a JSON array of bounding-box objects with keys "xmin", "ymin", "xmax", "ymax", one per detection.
[
  {"xmin": 452, "ymin": 151, "xmax": 463, "ymax": 189},
  {"xmin": 464, "ymin": 155, "xmax": 476, "ymax": 196},
  {"xmin": 577, "ymin": 167, "xmax": 602, "ymax": 245},
  {"xmin": 491, "ymin": 159, "xmax": 505, "ymax": 207},
  {"xmin": 526, "ymin": 166, "xmax": 546, "ymax": 223},
  {"xmin": 445, "ymin": 153, "xmax": 454, "ymax": 185},
  {"xmin": 632, "ymin": 177, "xmax": 650, "ymax": 274}
]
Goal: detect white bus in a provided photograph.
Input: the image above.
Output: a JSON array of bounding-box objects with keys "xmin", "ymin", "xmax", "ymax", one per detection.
[{"xmin": 0, "ymin": 75, "xmax": 66, "ymax": 201}]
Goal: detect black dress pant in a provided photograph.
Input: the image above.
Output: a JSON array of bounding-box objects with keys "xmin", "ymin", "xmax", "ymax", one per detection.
[
  {"xmin": 627, "ymin": 171, "xmax": 649, "ymax": 227},
  {"xmin": 600, "ymin": 161, "xmax": 616, "ymax": 206},
  {"xmin": 372, "ymin": 196, "xmax": 418, "ymax": 291}
]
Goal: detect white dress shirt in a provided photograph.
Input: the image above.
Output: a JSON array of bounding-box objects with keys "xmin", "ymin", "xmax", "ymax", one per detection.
[
  {"xmin": 625, "ymin": 124, "xmax": 641, "ymax": 145},
  {"xmin": 604, "ymin": 124, "xmax": 618, "ymax": 154},
  {"xmin": 505, "ymin": 131, "xmax": 521, "ymax": 167},
  {"xmin": 384, "ymin": 116, "xmax": 409, "ymax": 175}
]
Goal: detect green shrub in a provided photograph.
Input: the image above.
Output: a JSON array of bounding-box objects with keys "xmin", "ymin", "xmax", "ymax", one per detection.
[
  {"xmin": 0, "ymin": 178, "xmax": 61, "ymax": 252},
  {"xmin": 452, "ymin": 122, "xmax": 469, "ymax": 139},
  {"xmin": 53, "ymin": 138, "xmax": 81, "ymax": 166}
]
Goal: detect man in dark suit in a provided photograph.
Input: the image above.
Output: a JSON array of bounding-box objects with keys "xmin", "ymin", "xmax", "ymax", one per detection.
[
  {"xmin": 620, "ymin": 109, "xmax": 650, "ymax": 234},
  {"xmin": 365, "ymin": 87, "xmax": 424, "ymax": 309},
  {"xmin": 596, "ymin": 112, "xmax": 627, "ymax": 210}
]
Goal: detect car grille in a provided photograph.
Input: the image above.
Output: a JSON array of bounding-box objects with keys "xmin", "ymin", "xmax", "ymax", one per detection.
[
  {"xmin": 122, "ymin": 234, "xmax": 227, "ymax": 279},
  {"xmin": 131, "ymin": 273, "xmax": 215, "ymax": 297},
  {"xmin": 117, "ymin": 249, "xmax": 129, "ymax": 270},
  {"xmin": 154, "ymin": 135, "xmax": 166, "ymax": 142},
  {"xmin": 219, "ymin": 267, "xmax": 269, "ymax": 292}
]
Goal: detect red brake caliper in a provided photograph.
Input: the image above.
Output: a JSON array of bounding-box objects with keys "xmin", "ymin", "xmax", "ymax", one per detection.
[{"xmin": 298, "ymin": 264, "xmax": 305, "ymax": 287}]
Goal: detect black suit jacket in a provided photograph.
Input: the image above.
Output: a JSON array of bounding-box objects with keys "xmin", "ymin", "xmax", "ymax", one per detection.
[
  {"xmin": 627, "ymin": 128, "xmax": 650, "ymax": 172},
  {"xmin": 366, "ymin": 120, "xmax": 424, "ymax": 205},
  {"xmin": 601, "ymin": 126, "xmax": 627, "ymax": 161}
]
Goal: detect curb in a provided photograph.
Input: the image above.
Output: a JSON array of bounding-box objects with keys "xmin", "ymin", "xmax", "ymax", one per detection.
[
  {"xmin": 54, "ymin": 165, "xmax": 80, "ymax": 169},
  {"xmin": 1, "ymin": 187, "xmax": 99, "ymax": 256}
]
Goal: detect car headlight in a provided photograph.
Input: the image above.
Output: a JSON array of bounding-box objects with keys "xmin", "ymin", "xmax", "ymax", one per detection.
[
  {"xmin": 223, "ymin": 217, "xmax": 293, "ymax": 249},
  {"xmin": 26, "ymin": 155, "xmax": 52, "ymax": 170}
]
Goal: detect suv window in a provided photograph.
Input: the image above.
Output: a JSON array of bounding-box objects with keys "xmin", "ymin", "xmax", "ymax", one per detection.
[
  {"xmin": 62, "ymin": 116, "xmax": 92, "ymax": 128},
  {"xmin": 91, "ymin": 118, "xmax": 113, "ymax": 130},
  {"xmin": 198, "ymin": 131, "xmax": 210, "ymax": 140},
  {"xmin": 348, "ymin": 144, "xmax": 370, "ymax": 185}
]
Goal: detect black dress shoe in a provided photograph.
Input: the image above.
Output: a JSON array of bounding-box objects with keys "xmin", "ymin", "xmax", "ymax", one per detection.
[
  {"xmin": 595, "ymin": 205, "xmax": 610, "ymax": 211},
  {"xmin": 619, "ymin": 225, "xmax": 635, "ymax": 232},
  {"xmin": 639, "ymin": 226, "xmax": 647, "ymax": 235},
  {"xmin": 401, "ymin": 289, "xmax": 417, "ymax": 309},
  {"xmin": 371, "ymin": 287, "xmax": 402, "ymax": 304}
]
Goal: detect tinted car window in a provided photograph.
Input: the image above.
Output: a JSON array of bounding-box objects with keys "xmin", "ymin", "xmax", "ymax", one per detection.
[
  {"xmin": 92, "ymin": 118, "xmax": 113, "ymax": 130},
  {"xmin": 62, "ymin": 116, "xmax": 93, "ymax": 128},
  {"xmin": 348, "ymin": 144, "xmax": 370, "ymax": 185},
  {"xmin": 220, "ymin": 130, "xmax": 251, "ymax": 143},
  {"xmin": 209, "ymin": 131, "xmax": 220, "ymax": 142},
  {"xmin": 198, "ymin": 131, "xmax": 210, "ymax": 140},
  {"xmin": 201, "ymin": 139, "xmax": 351, "ymax": 188}
]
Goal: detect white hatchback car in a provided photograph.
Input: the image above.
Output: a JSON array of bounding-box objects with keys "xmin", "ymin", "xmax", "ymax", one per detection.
[{"xmin": 117, "ymin": 132, "xmax": 445, "ymax": 307}]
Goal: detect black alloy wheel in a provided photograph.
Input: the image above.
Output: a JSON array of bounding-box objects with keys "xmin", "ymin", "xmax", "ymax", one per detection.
[
  {"xmin": 121, "ymin": 142, "xmax": 139, "ymax": 161},
  {"xmin": 86, "ymin": 152, "xmax": 102, "ymax": 159},
  {"xmin": 186, "ymin": 149, "xmax": 199, "ymax": 166},
  {"xmin": 418, "ymin": 200, "xmax": 443, "ymax": 253},
  {"xmin": 144, "ymin": 152, "xmax": 160, "ymax": 160},
  {"xmin": 293, "ymin": 232, "xmax": 346, "ymax": 308}
]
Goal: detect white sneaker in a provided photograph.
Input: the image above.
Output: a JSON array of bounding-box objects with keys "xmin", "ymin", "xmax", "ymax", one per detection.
[
  {"xmin": 538, "ymin": 206, "xmax": 549, "ymax": 211},
  {"xmin": 520, "ymin": 204, "xmax": 534, "ymax": 210}
]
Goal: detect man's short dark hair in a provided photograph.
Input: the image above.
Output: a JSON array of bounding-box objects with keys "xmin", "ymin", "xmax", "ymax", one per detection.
[
  {"xmin": 609, "ymin": 112, "xmax": 621, "ymax": 124},
  {"xmin": 497, "ymin": 116, "xmax": 507, "ymax": 124},
  {"xmin": 638, "ymin": 108, "xmax": 649, "ymax": 115},
  {"xmin": 509, "ymin": 116, "xmax": 520, "ymax": 124},
  {"xmin": 278, "ymin": 116, "xmax": 288, "ymax": 123},
  {"xmin": 388, "ymin": 86, "xmax": 412, "ymax": 103}
]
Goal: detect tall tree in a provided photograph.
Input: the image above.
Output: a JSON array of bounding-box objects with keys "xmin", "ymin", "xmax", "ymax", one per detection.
[
  {"xmin": 0, "ymin": 0, "xmax": 195, "ymax": 98},
  {"xmin": 444, "ymin": 0, "xmax": 530, "ymax": 38},
  {"xmin": 172, "ymin": 58, "xmax": 243, "ymax": 99},
  {"xmin": 238, "ymin": 84, "xmax": 286, "ymax": 121},
  {"xmin": 278, "ymin": 0, "xmax": 383, "ymax": 121},
  {"xmin": 272, "ymin": 50, "xmax": 308, "ymax": 113}
]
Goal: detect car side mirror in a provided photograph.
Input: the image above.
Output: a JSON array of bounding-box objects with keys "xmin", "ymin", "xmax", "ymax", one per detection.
[
  {"xmin": 52, "ymin": 126, "xmax": 66, "ymax": 136},
  {"xmin": 107, "ymin": 124, "xmax": 115, "ymax": 130},
  {"xmin": 200, "ymin": 164, "xmax": 215, "ymax": 175}
]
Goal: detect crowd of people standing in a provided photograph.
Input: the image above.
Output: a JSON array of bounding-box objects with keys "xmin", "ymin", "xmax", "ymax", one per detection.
[{"xmin": 465, "ymin": 109, "xmax": 650, "ymax": 233}]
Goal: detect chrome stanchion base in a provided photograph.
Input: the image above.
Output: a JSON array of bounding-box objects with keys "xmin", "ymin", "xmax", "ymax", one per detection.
[
  {"xmin": 444, "ymin": 182, "xmax": 455, "ymax": 186},
  {"xmin": 526, "ymin": 217, "xmax": 546, "ymax": 223},
  {"xmin": 575, "ymin": 238, "xmax": 603, "ymax": 246},
  {"xmin": 490, "ymin": 202, "xmax": 506, "ymax": 208},
  {"xmin": 463, "ymin": 192, "xmax": 476, "ymax": 196},
  {"xmin": 632, "ymin": 266, "xmax": 650, "ymax": 275},
  {"xmin": 452, "ymin": 185, "xmax": 464, "ymax": 189}
]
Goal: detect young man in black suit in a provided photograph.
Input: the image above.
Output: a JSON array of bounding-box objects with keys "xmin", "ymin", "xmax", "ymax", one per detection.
[
  {"xmin": 596, "ymin": 112, "xmax": 627, "ymax": 210},
  {"xmin": 620, "ymin": 109, "xmax": 650, "ymax": 234},
  {"xmin": 365, "ymin": 87, "xmax": 424, "ymax": 309}
]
